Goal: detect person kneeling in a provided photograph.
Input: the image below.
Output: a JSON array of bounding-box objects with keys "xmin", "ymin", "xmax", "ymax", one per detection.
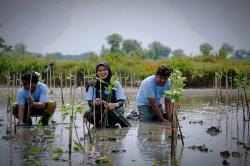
[
  {"xmin": 84, "ymin": 62, "xmax": 130, "ymax": 128},
  {"xmin": 13, "ymin": 71, "xmax": 56, "ymax": 126}
]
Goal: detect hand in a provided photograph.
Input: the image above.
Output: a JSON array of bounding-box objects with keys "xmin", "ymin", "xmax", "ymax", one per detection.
[
  {"xmin": 94, "ymin": 98, "xmax": 103, "ymax": 105},
  {"xmin": 27, "ymin": 96, "xmax": 34, "ymax": 106},
  {"xmin": 105, "ymin": 103, "xmax": 118, "ymax": 110}
]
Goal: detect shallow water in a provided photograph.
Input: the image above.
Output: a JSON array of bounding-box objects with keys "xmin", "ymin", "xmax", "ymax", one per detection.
[{"xmin": 0, "ymin": 87, "xmax": 250, "ymax": 166}]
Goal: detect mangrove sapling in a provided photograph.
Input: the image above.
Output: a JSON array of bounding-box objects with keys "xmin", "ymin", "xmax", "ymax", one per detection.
[
  {"xmin": 242, "ymin": 83, "xmax": 250, "ymax": 119},
  {"xmin": 164, "ymin": 69, "xmax": 186, "ymax": 146},
  {"xmin": 59, "ymin": 101, "xmax": 87, "ymax": 155},
  {"xmin": 27, "ymin": 73, "xmax": 32, "ymax": 124},
  {"xmin": 241, "ymin": 90, "xmax": 246, "ymax": 121},
  {"xmin": 7, "ymin": 87, "xmax": 16, "ymax": 134},
  {"xmin": 219, "ymin": 72, "xmax": 223, "ymax": 103},
  {"xmin": 234, "ymin": 72, "xmax": 246, "ymax": 121},
  {"xmin": 59, "ymin": 73, "xmax": 65, "ymax": 106},
  {"xmin": 7, "ymin": 72, "xmax": 10, "ymax": 112},
  {"xmin": 97, "ymin": 76, "xmax": 119, "ymax": 127}
]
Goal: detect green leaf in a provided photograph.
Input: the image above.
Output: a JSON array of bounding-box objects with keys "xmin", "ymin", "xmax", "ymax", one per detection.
[{"xmin": 51, "ymin": 148, "xmax": 64, "ymax": 154}]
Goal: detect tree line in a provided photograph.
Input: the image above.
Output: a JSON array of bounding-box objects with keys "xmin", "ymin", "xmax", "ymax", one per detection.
[{"xmin": 1, "ymin": 33, "xmax": 250, "ymax": 60}]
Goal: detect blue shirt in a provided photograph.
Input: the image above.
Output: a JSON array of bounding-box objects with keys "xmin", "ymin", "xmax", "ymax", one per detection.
[
  {"xmin": 136, "ymin": 75, "xmax": 171, "ymax": 106},
  {"xmin": 86, "ymin": 80, "xmax": 126, "ymax": 101},
  {"xmin": 17, "ymin": 82, "xmax": 48, "ymax": 105}
]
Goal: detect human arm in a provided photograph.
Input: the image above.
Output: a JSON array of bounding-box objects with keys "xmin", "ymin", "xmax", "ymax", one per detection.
[
  {"xmin": 18, "ymin": 105, "xmax": 25, "ymax": 124},
  {"xmin": 164, "ymin": 98, "xmax": 172, "ymax": 121},
  {"xmin": 28, "ymin": 96, "xmax": 46, "ymax": 109},
  {"xmin": 104, "ymin": 99, "xmax": 125, "ymax": 110},
  {"xmin": 148, "ymin": 97, "xmax": 165, "ymax": 122}
]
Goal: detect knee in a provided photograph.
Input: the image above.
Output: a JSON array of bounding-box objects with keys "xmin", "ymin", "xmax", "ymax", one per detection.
[{"xmin": 83, "ymin": 110, "xmax": 91, "ymax": 119}]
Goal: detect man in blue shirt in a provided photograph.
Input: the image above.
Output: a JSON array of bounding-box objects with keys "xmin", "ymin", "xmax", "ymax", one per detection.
[
  {"xmin": 136, "ymin": 66, "xmax": 172, "ymax": 122},
  {"xmin": 15, "ymin": 71, "xmax": 55, "ymax": 126}
]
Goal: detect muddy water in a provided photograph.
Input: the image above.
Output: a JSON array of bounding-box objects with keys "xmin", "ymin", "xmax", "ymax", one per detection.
[{"xmin": 0, "ymin": 88, "xmax": 249, "ymax": 166}]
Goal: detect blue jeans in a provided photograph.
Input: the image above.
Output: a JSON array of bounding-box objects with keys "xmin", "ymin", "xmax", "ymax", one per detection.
[{"xmin": 137, "ymin": 104, "xmax": 164, "ymax": 122}]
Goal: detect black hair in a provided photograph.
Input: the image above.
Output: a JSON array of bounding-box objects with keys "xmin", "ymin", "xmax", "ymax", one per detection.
[
  {"xmin": 21, "ymin": 71, "xmax": 39, "ymax": 84},
  {"xmin": 156, "ymin": 66, "xmax": 171, "ymax": 77}
]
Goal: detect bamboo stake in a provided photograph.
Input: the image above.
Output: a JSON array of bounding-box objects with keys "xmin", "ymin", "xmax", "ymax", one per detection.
[
  {"xmin": 84, "ymin": 118, "xmax": 92, "ymax": 144},
  {"xmin": 68, "ymin": 104, "xmax": 73, "ymax": 160},
  {"xmin": 7, "ymin": 72, "xmax": 10, "ymax": 112},
  {"xmin": 99, "ymin": 79, "xmax": 103, "ymax": 128},
  {"xmin": 83, "ymin": 69, "xmax": 86, "ymax": 88},
  {"xmin": 68, "ymin": 71, "xmax": 74, "ymax": 160},
  {"xmin": 171, "ymin": 103, "xmax": 177, "ymax": 158},
  {"xmin": 219, "ymin": 76, "xmax": 223, "ymax": 103},
  {"xmin": 236, "ymin": 88, "xmax": 239, "ymax": 116},
  {"xmin": 241, "ymin": 89, "xmax": 246, "ymax": 121},
  {"xmin": 27, "ymin": 73, "xmax": 32, "ymax": 124},
  {"xmin": 243, "ymin": 85, "xmax": 250, "ymax": 119},
  {"xmin": 60, "ymin": 73, "xmax": 65, "ymax": 106},
  {"xmin": 176, "ymin": 107, "xmax": 184, "ymax": 145},
  {"xmin": 53, "ymin": 70, "xmax": 56, "ymax": 88}
]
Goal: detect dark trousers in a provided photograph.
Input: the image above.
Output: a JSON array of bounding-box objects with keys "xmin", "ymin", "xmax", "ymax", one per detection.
[
  {"xmin": 13, "ymin": 101, "xmax": 56, "ymax": 125},
  {"xmin": 84, "ymin": 107, "xmax": 131, "ymax": 128}
]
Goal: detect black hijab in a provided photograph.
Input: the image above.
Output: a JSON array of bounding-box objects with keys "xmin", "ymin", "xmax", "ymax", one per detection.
[{"xmin": 95, "ymin": 62, "xmax": 112, "ymax": 90}]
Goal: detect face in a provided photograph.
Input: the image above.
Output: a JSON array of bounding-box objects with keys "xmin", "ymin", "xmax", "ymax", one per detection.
[
  {"xmin": 22, "ymin": 80, "xmax": 36, "ymax": 92},
  {"xmin": 97, "ymin": 66, "xmax": 108, "ymax": 79},
  {"xmin": 155, "ymin": 75, "xmax": 168, "ymax": 86}
]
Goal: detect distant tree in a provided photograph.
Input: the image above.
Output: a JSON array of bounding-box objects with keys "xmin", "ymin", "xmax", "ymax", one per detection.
[
  {"xmin": 148, "ymin": 41, "xmax": 171, "ymax": 59},
  {"xmin": 200, "ymin": 42, "xmax": 213, "ymax": 56},
  {"xmin": 234, "ymin": 49, "xmax": 248, "ymax": 60},
  {"xmin": 49, "ymin": 52, "xmax": 64, "ymax": 59},
  {"xmin": 0, "ymin": 37, "xmax": 13, "ymax": 53},
  {"xmin": 0, "ymin": 37, "xmax": 5, "ymax": 48},
  {"xmin": 172, "ymin": 49, "xmax": 185, "ymax": 57},
  {"xmin": 4, "ymin": 45, "xmax": 12, "ymax": 52},
  {"xmin": 217, "ymin": 49, "xmax": 227, "ymax": 59},
  {"xmin": 100, "ymin": 45, "xmax": 110, "ymax": 56},
  {"xmin": 122, "ymin": 39, "xmax": 141, "ymax": 53},
  {"xmin": 14, "ymin": 43, "xmax": 26, "ymax": 55},
  {"xmin": 220, "ymin": 43, "xmax": 234, "ymax": 55},
  {"xmin": 81, "ymin": 51, "xmax": 97, "ymax": 60},
  {"xmin": 106, "ymin": 33, "xmax": 122, "ymax": 52}
]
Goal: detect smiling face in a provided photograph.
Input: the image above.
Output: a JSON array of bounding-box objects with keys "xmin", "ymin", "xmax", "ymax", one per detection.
[
  {"xmin": 97, "ymin": 65, "xmax": 109, "ymax": 80},
  {"xmin": 155, "ymin": 75, "xmax": 168, "ymax": 86}
]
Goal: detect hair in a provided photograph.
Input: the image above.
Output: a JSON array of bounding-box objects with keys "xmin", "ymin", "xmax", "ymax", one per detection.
[
  {"xmin": 21, "ymin": 71, "xmax": 39, "ymax": 84},
  {"xmin": 156, "ymin": 66, "xmax": 171, "ymax": 77}
]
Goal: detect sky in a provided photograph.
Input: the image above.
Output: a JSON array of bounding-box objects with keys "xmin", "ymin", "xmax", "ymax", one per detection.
[{"xmin": 0, "ymin": 0, "xmax": 250, "ymax": 55}]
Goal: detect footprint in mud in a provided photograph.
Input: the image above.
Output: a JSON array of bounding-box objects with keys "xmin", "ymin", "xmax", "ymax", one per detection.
[{"xmin": 207, "ymin": 126, "xmax": 221, "ymax": 136}]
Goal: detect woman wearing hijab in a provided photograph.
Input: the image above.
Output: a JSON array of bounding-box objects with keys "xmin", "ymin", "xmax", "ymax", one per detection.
[{"xmin": 84, "ymin": 62, "xmax": 131, "ymax": 128}]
